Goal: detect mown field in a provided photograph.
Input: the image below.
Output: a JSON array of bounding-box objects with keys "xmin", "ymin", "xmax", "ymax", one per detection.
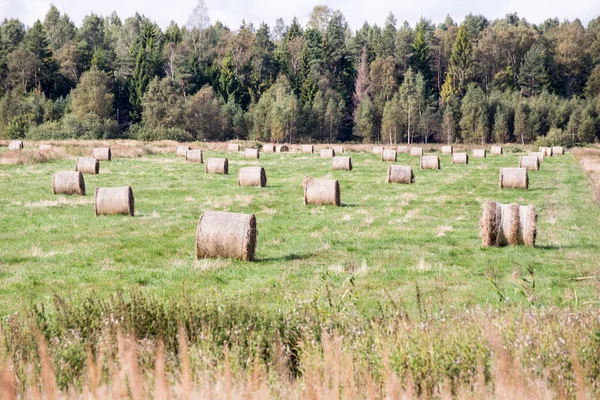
[{"xmin": 1, "ymin": 142, "xmax": 598, "ymax": 315}]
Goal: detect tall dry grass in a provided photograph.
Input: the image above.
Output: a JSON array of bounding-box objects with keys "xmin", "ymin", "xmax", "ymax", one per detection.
[{"xmin": 573, "ymin": 147, "xmax": 600, "ymax": 202}]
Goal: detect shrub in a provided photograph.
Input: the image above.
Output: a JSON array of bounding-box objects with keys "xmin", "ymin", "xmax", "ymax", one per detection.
[
  {"xmin": 534, "ymin": 127, "xmax": 573, "ymax": 148},
  {"xmin": 132, "ymin": 125, "xmax": 193, "ymax": 142}
]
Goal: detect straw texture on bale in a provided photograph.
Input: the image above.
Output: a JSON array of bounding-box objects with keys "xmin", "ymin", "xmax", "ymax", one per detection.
[
  {"xmin": 75, "ymin": 157, "xmax": 100, "ymax": 174},
  {"xmin": 320, "ymin": 149, "xmax": 335, "ymax": 158},
  {"xmin": 52, "ymin": 172, "xmax": 85, "ymax": 196},
  {"xmin": 441, "ymin": 145, "xmax": 453, "ymax": 154},
  {"xmin": 420, "ymin": 155, "xmax": 440, "ymax": 170},
  {"xmin": 333, "ymin": 146, "xmax": 344, "ymax": 154},
  {"xmin": 473, "ymin": 149, "xmax": 486, "ymax": 158},
  {"xmin": 381, "ymin": 149, "xmax": 397, "ymax": 162},
  {"xmin": 303, "ymin": 178, "xmax": 340, "ymax": 206},
  {"xmin": 530, "ymin": 152, "xmax": 544, "ymax": 163},
  {"xmin": 539, "ymin": 147, "xmax": 553, "ymax": 157},
  {"xmin": 206, "ymin": 158, "xmax": 228, "ymax": 174},
  {"xmin": 93, "ymin": 147, "xmax": 111, "ymax": 161},
  {"xmin": 519, "ymin": 155, "xmax": 540, "ymax": 171},
  {"xmin": 8, "ymin": 141, "xmax": 23, "ymax": 151},
  {"xmin": 238, "ymin": 167, "xmax": 267, "ymax": 187},
  {"xmin": 196, "ymin": 211, "xmax": 257, "ymax": 261},
  {"xmin": 185, "ymin": 149, "xmax": 203, "ymax": 163},
  {"xmin": 490, "ymin": 146, "xmax": 503, "ymax": 155},
  {"xmin": 397, "ymin": 146, "xmax": 408, "ymax": 154},
  {"xmin": 479, "ymin": 201, "xmax": 536, "ymax": 247},
  {"xmin": 276, "ymin": 145, "xmax": 289, "ymax": 153},
  {"xmin": 410, "ymin": 147, "xmax": 423, "ymax": 157},
  {"xmin": 452, "ymin": 152, "xmax": 469, "ymax": 164},
  {"xmin": 386, "ymin": 165, "xmax": 413, "ymax": 184},
  {"xmin": 244, "ymin": 148, "xmax": 259, "ymax": 159},
  {"xmin": 552, "ymin": 146, "xmax": 564, "ymax": 155},
  {"xmin": 176, "ymin": 146, "xmax": 190, "ymax": 156},
  {"xmin": 262, "ymin": 144, "xmax": 275, "ymax": 153},
  {"xmin": 95, "ymin": 186, "xmax": 134, "ymax": 216},
  {"xmin": 227, "ymin": 144, "xmax": 241, "ymax": 152},
  {"xmin": 39, "ymin": 144, "xmax": 52, "ymax": 151},
  {"xmin": 332, "ymin": 156, "xmax": 352, "ymax": 171},
  {"xmin": 499, "ymin": 168, "xmax": 528, "ymax": 189},
  {"xmin": 301, "ymin": 145, "xmax": 314, "ymax": 153},
  {"xmin": 373, "ymin": 146, "xmax": 384, "ymax": 154}
]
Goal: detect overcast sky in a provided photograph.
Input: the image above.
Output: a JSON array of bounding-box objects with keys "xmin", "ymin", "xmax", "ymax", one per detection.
[{"xmin": 2, "ymin": 0, "xmax": 600, "ymax": 31}]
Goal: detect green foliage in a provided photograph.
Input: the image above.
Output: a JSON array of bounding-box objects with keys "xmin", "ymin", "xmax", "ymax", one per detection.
[
  {"xmin": 70, "ymin": 67, "xmax": 114, "ymax": 119},
  {"xmin": 131, "ymin": 125, "xmax": 193, "ymax": 141},
  {"xmin": 141, "ymin": 77, "xmax": 185, "ymax": 130}
]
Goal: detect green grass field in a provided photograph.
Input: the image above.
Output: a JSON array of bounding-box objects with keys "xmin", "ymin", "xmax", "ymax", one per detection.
[{"xmin": 0, "ymin": 146, "xmax": 598, "ymax": 316}]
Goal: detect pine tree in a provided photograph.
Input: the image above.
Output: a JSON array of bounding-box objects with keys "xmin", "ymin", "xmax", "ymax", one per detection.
[
  {"xmin": 379, "ymin": 13, "xmax": 397, "ymax": 58},
  {"xmin": 448, "ymin": 25, "xmax": 473, "ymax": 97},
  {"xmin": 518, "ymin": 43, "xmax": 548, "ymax": 97},
  {"xmin": 354, "ymin": 96, "xmax": 376, "ymax": 142},
  {"xmin": 26, "ymin": 21, "xmax": 58, "ymax": 96}
]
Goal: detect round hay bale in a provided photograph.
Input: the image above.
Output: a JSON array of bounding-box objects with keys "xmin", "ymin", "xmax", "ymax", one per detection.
[
  {"xmin": 196, "ymin": 211, "xmax": 257, "ymax": 261},
  {"xmin": 276, "ymin": 145, "xmax": 289, "ymax": 153},
  {"xmin": 410, "ymin": 147, "xmax": 423, "ymax": 157},
  {"xmin": 382, "ymin": 149, "xmax": 397, "ymax": 162},
  {"xmin": 39, "ymin": 144, "xmax": 52, "ymax": 151},
  {"xmin": 244, "ymin": 148, "xmax": 259, "ymax": 159},
  {"xmin": 95, "ymin": 186, "xmax": 134, "ymax": 216},
  {"xmin": 441, "ymin": 145, "xmax": 453, "ymax": 154},
  {"xmin": 301, "ymin": 145, "xmax": 314, "ymax": 153},
  {"xmin": 539, "ymin": 147, "xmax": 553, "ymax": 157},
  {"xmin": 500, "ymin": 168, "xmax": 528, "ymax": 189},
  {"xmin": 530, "ymin": 152, "xmax": 544, "ymax": 163},
  {"xmin": 176, "ymin": 146, "xmax": 190, "ymax": 156},
  {"xmin": 303, "ymin": 178, "xmax": 340, "ymax": 206},
  {"xmin": 52, "ymin": 171, "xmax": 85, "ymax": 196},
  {"xmin": 386, "ymin": 165, "xmax": 413, "ymax": 184},
  {"xmin": 206, "ymin": 158, "xmax": 228, "ymax": 174},
  {"xmin": 397, "ymin": 146, "xmax": 409, "ymax": 154},
  {"xmin": 473, "ymin": 149, "xmax": 486, "ymax": 158},
  {"xmin": 490, "ymin": 146, "xmax": 503, "ymax": 155},
  {"xmin": 552, "ymin": 146, "xmax": 564, "ymax": 155},
  {"xmin": 238, "ymin": 167, "xmax": 267, "ymax": 187},
  {"xmin": 320, "ymin": 149, "xmax": 335, "ymax": 158},
  {"xmin": 76, "ymin": 157, "xmax": 100, "ymax": 175},
  {"xmin": 227, "ymin": 144, "xmax": 241, "ymax": 152},
  {"xmin": 93, "ymin": 147, "xmax": 111, "ymax": 161},
  {"xmin": 420, "ymin": 155, "xmax": 440, "ymax": 170},
  {"xmin": 373, "ymin": 146, "xmax": 384, "ymax": 154},
  {"xmin": 333, "ymin": 146, "xmax": 344, "ymax": 154},
  {"xmin": 519, "ymin": 155, "xmax": 540, "ymax": 171},
  {"xmin": 452, "ymin": 152, "xmax": 469, "ymax": 164},
  {"xmin": 332, "ymin": 156, "xmax": 352, "ymax": 171},
  {"xmin": 262, "ymin": 144, "xmax": 275, "ymax": 153},
  {"xmin": 185, "ymin": 149, "xmax": 203, "ymax": 163},
  {"xmin": 479, "ymin": 201, "xmax": 536, "ymax": 247},
  {"xmin": 8, "ymin": 141, "xmax": 23, "ymax": 151}
]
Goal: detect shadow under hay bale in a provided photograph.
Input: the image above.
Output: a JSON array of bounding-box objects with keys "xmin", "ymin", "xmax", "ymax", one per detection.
[
  {"xmin": 386, "ymin": 165, "xmax": 413, "ymax": 184},
  {"xmin": 397, "ymin": 146, "xmax": 408, "ymax": 154},
  {"xmin": 552, "ymin": 146, "xmax": 564, "ymax": 155},
  {"xmin": 332, "ymin": 156, "xmax": 352, "ymax": 171},
  {"xmin": 410, "ymin": 147, "xmax": 423, "ymax": 157},
  {"xmin": 480, "ymin": 201, "xmax": 536, "ymax": 246},
  {"xmin": 320, "ymin": 149, "xmax": 335, "ymax": 158},
  {"xmin": 519, "ymin": 155, "xmax": 540, "ymax": 171},
  {"xmin": 441, "ymin": 145, "xmax": 453, "ymax": 154},
  {"xmin": 206, "ymin": 158, "xmax": 228, "ymax": 174},
  {"xmin": 95, "ymin": 186, "xmax": 134, "ymax": 216},
  {"xmin": 276, "ymin": 145, "xmax": 289, "ymax": 153},
  {"xmin": 490, "ymin": 146, "xmax": 503, "ymax": 155},
  {"xmin": 420, "ymin": 155, "xmax": 440, "ymax": 170},
  {"xmin": 262, "ymin": 144, "xmax": 275, "ymax": 153},
  {"xmin": 244, "ymin": 148, "xmax": 259, "ymax": 159},
  {"xmin": 52, "ymin": 172, "xmax": 85, "ymax": 196},
  {"xmin": 185, "ymin": 149, "xmax": 203, "ymax": 163},
  {"xmin": 382, "ymin": 149, "xmax": 397, "ymax": 162},
  {"xmin": 8, "ymin": 141, "xmax": 23, "ymax": 151},
  {"xmin": 228, "ymin": 144, "xmax": 241, "ymax": 152},
  {"xmin": 473, "ymin": 149, "xmax": 486, "ymax": 158},
  {"xmin": 93, "ymin": 147, "xmax": 111, "ymax": 161},
  {"xmin": 303, "ymin": 178, "xmax": 340, "ymax": 206},
  {"xmin": 176, "ymin": 146, "xmax": 190, "ymax": 156},
  {"xmin": 301, "ymin": 145, "xmax": 314, "ymax": 153},
  {"xmin": 196, "ymin": 211, "xmax": 257, "ymax": 261},
  {"xmin": 500, "ymin": 167, "xmax": 528, "ymax": 189},
  {"xmin": 76, "ymin": 157, "xmax": 100, "ymax": 175},
  {"xmin": 238, "ymin": 167, "xmax": 267, "ymax": 187},
  {"xmin": 452, "ymin": 152, "xmax": 469, "ymax": 164}
]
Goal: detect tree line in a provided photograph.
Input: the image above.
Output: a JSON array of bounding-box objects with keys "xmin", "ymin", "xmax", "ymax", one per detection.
[{"xmin": 1, "ymin": 2, "xmax": 600, "ymax": 145}]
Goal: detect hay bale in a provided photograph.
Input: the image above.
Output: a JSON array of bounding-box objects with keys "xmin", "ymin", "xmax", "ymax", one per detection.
[
  {"xmin": 303, "ymin": 178, "xmax": 340, "ymax": 206},
  {"xmin": 333, "ymin": 146, "xmax": 344, "ymax": 154},
  {"xmin": 373, "ymin": 146, "xmax": 384, "ymax": 154},
  {"xmin": 479, "ymin": 201, "xmax": 536, "ymax": 247},
  {"xmin": 196, "ymin": 211, "xmax": 257, "ymax": 261},
  {"xmin": 320, "ymin": 149, "xmax": 335, "ymax": 158},
  {"xmin": 490, "ymin": 146, "xmax": 503, "ymax": 155},
  {"xmin": 332, "ymin": 156, "xmax": 352, "ymax": 171},
  {"xmin": 52, "ymin": 171, "xmax": 85, "ymax": 196},
  {"xmin": 552, "ymin": 146, "xmax": 564, "ymax": 155},
  {"xmin": 473, "ymin": 149, "xmax": 486, "ymax": 158},
  {"xmin": 539, "ymin": 147, "xmax": 553, "ymax": 157},
  {"xmin": 397, "ymin": 146, "xmax": 409, "ymax": 154},
  {"xmin": 519, "ymin": 155, "xmax": 540, "ymax": 171},
  {"xmin": 95, "ymin": 186, "xmax": 134, "ymax": 216},
  {"xmin": 262, "ymin": 144, "xmax": 275, "ymax": 153},
  {"xmin": 228, "ymin": 144, "xmax": 241, "ymax": 152},
  {"xmin": 176, "ymin": 146, "xmax": 190, "ymax": 156},
  {"xmin": 530, "ymin": 152, "xmax": 544, "ymax": 163},
  {"xmin": 301, "ymin": 145, "xmax": 314, "ymax": 153},
  {"xmin": 386, "ymin": 165, "xmax": 413, "ymax": 184},
  {"xmin": 76, "ymin": 157, "xmax": 100, "ymax": 174},
  {"xmin": 452, "ymin": 152, "xmax": 469, "ymax": 164},
  {"xmin": 8, "ymin": 141, "xmax": 23, "ymax": 151},
  {"xmin": 276, "ymin": 145, "xmax": 289, "ymax": 153},
  {"xmin": 185, "ymin": 149, "xmax": 203, "ymax": 163},
  {"xmin": 410, "ymin": 147, "xmax": 423, "ymax": 157},
  {"xmin": 93, "ymin": 147, "xmax": 111, "ymax": 161},
  {"xmin": 382, "ymin": 149, "xmax": 397, "ymax": 162},
  {"xmin": 441, "ymin": 145, "xmax": 453, "ymax": 154},
  {"xmin": 39, "ymin": 144, "xmax": 52, "ymax": 151},
  {"xmin": 420, "ymin": 155, "xmax": 440, "ymax": 170},
  {"xmin": 206, "ymin": 158, "xmax": 228, "ymax": 174},
  {"xmin": 499, "ymin": 168, "xmax": 528, "ymax": 189},
  {"xmin": 244, "ymin": 148, "xmax": 259, "ymax": 159},
  {"xmin": 238, "ymin": 167, "xmax": 267, "ymax": 187}
]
